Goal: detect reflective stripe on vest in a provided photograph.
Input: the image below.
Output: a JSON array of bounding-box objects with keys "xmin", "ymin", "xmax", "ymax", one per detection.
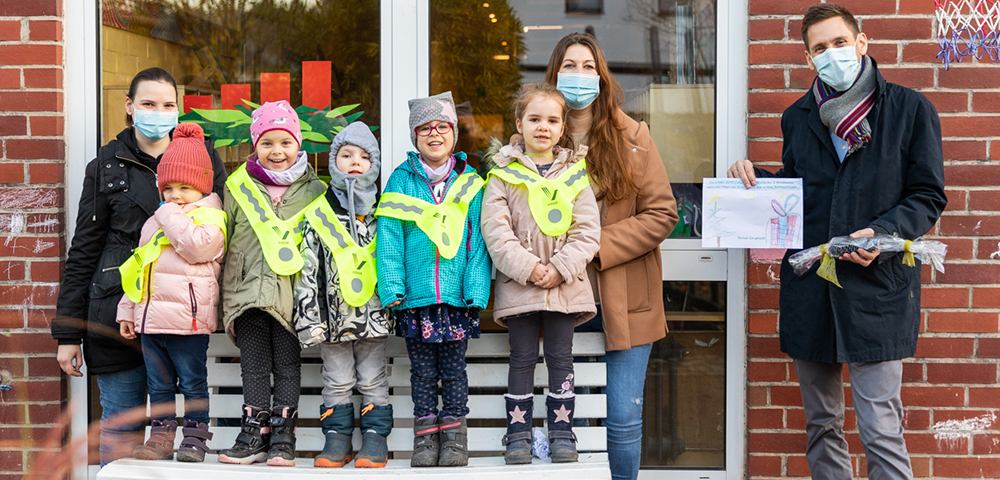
[
  {"xmin": 226, "ymin": 164, "xmax": 307, "ymax": 276},
  {"xmin": 304, "ymin": 196, "xmax": 378, "ymax": 308},
  {"xmin": 487, "ymin": 159, "xmax": 590, "ymax": 236},
  {"xmin": 375, "ymin": 172, "xmax": 485, "ymax": 260},
  {"xmin": 119, "ymin": 208, "xmax": 228, "ymax": 304}
]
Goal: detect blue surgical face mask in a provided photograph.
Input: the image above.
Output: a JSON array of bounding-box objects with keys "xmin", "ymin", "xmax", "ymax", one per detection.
[
  {"xmin": 557, "ymin": 72, "xmax": 601, "ymax": 110},
  {"xmin": 132, "ymin": 109, "xmax": 178, "ymax": 141},
  {"xmin": 811, "ymin": 43, "xmax": 861, "ymax": 91}
]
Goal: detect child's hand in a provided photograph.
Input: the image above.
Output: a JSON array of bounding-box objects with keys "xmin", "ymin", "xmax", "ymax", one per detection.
[
  {"xmin": 120, "ymin": 321, "xmax": 136, "ymax": 339},
  {"xmin": 528, "ymin": 263, "xmax": 547, "ymax": 284},
  {"xmin": 386, "ymin": 300, "xmax": 402, "ymax": 308},
  {"xmin": 535, "ymin": 264, "xmax": 564, "ymax": 289}
]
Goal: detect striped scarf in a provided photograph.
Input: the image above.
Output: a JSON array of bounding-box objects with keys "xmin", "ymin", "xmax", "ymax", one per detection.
[{"xmin": 813, "ymin": 55, "xmax": 876, "ymax": 156}]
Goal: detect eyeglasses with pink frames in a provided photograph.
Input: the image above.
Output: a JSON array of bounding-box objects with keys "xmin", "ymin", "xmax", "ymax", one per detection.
[{"xmin": 414, "ymin": 122, "xmax": 453, "ymax": 137}]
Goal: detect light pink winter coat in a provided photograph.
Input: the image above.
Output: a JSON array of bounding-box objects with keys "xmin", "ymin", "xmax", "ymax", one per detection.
[
  {"xmin": 116, "ymin": 193, "xmax": 226, "ymax": 335},
  {"xmin": 481, "ymin": 144, "xmax": 601, "ymax": 327}
]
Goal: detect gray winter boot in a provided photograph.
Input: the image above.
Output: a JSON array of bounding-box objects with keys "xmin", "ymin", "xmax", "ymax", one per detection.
[
  {"xmin": 437, "ymin": 416, "xmax": 468, "ymax": 467},
  {"xmin": 410, "ymin": 415, "xmax": 439, "ymax": 467}
]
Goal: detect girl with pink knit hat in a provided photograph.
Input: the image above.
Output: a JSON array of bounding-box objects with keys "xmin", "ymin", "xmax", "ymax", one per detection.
[{"xmin": 218, "ymin": 100, "xmax": 326, "ymax": 466}]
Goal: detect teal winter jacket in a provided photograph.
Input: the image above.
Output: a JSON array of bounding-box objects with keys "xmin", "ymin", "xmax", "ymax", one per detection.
[{"xmin": 376, "ymin": 151, "xmax": 492, "ymax": 311}]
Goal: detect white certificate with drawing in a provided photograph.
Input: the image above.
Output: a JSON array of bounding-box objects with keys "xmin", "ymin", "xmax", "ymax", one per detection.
[{"xmin": 701, "ymin": 178, "xmax": 804, "ymax": 249}]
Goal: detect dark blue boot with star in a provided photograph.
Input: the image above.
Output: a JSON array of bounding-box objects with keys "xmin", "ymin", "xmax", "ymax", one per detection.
[
  {"xmin": 546, "ymin": 394, "xmax": 578, "ymax": 463},
  {"xmin": 502, "ymin": 394, "xmax": 533, "ymax": 465}
]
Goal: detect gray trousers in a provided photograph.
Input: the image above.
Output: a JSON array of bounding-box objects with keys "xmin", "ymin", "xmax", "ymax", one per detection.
[
  {"xmin": 320, "ymin": 336, "xmax": 390, "ymax": 407},
  {"xmin": 794, "ymin": 359, "xmax": 913, "ymax": 480}
]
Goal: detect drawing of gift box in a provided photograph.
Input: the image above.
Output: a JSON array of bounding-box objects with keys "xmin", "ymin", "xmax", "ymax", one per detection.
[{"xmin": 768, "ymin": 195, "xmax": 800, "ymax": 248}]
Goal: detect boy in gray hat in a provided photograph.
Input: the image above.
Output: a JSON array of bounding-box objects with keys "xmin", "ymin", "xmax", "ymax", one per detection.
[{"xmin": 293, "ymin": 121, "xmax": 393, "ymax": 469}]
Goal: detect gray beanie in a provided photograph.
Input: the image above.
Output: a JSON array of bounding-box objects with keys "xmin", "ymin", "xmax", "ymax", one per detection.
[{"xmin": 407, "ymin": 91, "xmax": 458, "ymax": 147}]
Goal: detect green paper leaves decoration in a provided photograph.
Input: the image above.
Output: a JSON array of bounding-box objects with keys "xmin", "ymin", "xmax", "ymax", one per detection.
[{"xmin": 178, "ymin": 100, "xmax": 375, "ymax": 154}]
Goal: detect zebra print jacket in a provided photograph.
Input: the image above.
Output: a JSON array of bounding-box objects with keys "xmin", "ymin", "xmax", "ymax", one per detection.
[{"xmin": 293, "ymin": 204, "xmax": 391, "ymax": 348}]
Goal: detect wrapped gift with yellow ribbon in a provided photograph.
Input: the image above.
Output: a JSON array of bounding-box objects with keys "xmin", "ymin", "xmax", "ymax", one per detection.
[{"xmin": 789, "ymin": 235, "xmax": 948, "ymax": 288}]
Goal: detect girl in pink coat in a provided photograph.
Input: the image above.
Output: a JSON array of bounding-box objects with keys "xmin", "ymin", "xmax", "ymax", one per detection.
[{"xmin": 116, "ymin": 122, "xmax": 226, "ymax": 463}]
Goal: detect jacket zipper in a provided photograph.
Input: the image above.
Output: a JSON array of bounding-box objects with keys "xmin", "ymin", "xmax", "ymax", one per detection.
[
  {"xmin": 139, "ymin": 263, "xmax": 153, "ymax": 334},
  {"xmin": 116, "ymin": 155, "xmax": 157, "ymax": 177},
  {"xmin": 411, "ymin": 156, "xmax": 459, "ymax": 306},
  {"xmin": 189, "ymin": 283, "xmax": 198, "ymax": 331}
]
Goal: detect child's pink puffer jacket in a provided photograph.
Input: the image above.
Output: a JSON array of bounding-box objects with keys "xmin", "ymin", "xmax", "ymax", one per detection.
[{"xmin": 116, "ymin": 193, "xmax": 226, "ymax": 335}]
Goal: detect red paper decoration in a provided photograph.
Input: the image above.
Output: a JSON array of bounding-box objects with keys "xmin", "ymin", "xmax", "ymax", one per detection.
[
  {"xmin": 260, "ymin": 72, "xmax": 291, "ymax": 104},
  {"xmin": 302, "ymin": 61, "xmax": 332, "ymax": 110},
  {"xmin": 221, "ymin": 84, "xmax": 251, "ymax": 110}
]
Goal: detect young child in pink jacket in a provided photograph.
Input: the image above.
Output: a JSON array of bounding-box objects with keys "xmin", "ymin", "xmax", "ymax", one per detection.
[
  {"xmin": 116, "ymin": 122, "xmax": 226, "ymax": 463},
  {"xmin": 481, "ymin": 83, "xmax": 600, "ymax": 465}
]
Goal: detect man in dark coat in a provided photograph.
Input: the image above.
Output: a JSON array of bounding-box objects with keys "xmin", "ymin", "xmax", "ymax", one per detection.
[{"xmin": 729, "ymin": 4, "xmax": 946, "ymax": 480}]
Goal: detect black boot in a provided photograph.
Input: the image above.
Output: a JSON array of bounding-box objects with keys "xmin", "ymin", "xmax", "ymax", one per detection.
[
  {"xmin": 410, "ymin": 415, "xmax": 438, "ymax": 467},
  {"xmin": 355, "ymin": 404, "xmax": 392, "ymax": 468},
  {"xmin": 437, "ymin": 416, "xmax": 468, "ymax": 467},
  {"xmin": 546, "ymin": 395, "xmax": 578, "ymax": 463},
  {"xmin": 218, "ymin": 405, "xmax": 270, "ymax": 464},
  {"xmin": 266, "ymin": 405, "xmax": 298, "ymax": 466},
  {"xmin": 502, "ymin": 394, "xmax": 533, "ymax": 465},
  {"xmin": 315, "ymin": 403, "xmax": 354, "ymax": 468}
]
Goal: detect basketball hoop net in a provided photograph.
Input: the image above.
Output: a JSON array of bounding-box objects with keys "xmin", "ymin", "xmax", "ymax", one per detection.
[{"xmin": 936, "ymin": 0, "xmax": 1000, "ymax": 68}]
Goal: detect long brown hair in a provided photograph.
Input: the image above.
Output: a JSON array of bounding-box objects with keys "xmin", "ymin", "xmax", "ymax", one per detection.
[
  {"xmin": 513, "ymin": 83, "xmax": 574, "ymax": 151},
  {"xmin": 544, "ymin": 33, "xmax": 636, "ymax": 202}
]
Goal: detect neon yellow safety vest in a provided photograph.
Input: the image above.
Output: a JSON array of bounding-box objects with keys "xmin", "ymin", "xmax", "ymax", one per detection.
[
  {"xmin": 303, "ymin": 196, "xmax": 378, "ymax": 308},
  {"xmin": 119, "ymin": 208, "xmax": 228, "ymax": 303},
  {"xmin": 375, "ymin": 172, "xmax": 485, "ymax": 260},
  {"xmin": 487, "ymin": 159, "xmax": 590, "ymax": 236},
  {"xmin": 226, "ymin": 164, "xmax": 308, "ymax": 276}
]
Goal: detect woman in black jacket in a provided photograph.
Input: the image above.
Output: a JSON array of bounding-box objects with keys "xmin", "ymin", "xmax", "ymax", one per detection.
[{"xmin": 51, "ymin": 67, "xmax": 228, "ymax": 466}]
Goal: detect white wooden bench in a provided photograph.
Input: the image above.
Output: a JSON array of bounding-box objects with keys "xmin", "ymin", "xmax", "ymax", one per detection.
[{"xmin": 97, "ymin": 331, "xmax": 611, "ymax": 479}]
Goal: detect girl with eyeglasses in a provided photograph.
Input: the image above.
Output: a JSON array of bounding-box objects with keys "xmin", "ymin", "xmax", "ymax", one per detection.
[{"xmin": 375, "ymin": 91, "xmax": 492, "ymax": 468}]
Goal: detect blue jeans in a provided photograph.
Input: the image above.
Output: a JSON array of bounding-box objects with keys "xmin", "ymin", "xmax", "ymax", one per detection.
[
  {"xmin": 96, "ymin": 364, "xmax": 147, "ymax": 466},
  {"xmin": 141, "ymin": 334, "xmax": 210, "ymax": 424},
  {"xmin": 576, "ymin": 314, "xmax": 653, "ymax": 480}
]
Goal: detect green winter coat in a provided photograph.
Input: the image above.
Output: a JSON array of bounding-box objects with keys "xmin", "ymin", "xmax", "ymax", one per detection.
[{"xmin": 221, "ymin": 163, "xmax": 326, "ymax": 344}]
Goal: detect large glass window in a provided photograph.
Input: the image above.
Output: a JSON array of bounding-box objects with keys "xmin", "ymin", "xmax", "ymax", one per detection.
[
  {"xmin": 430, "ymin": 0, "xmax": 722, "ymax": 470},
  {"xmin": 101, "ymin": 0, "xmax": 380, "ymax": 180}
]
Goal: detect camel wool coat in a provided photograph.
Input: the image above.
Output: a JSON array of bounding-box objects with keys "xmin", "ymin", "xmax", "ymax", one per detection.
[{"xmin": 592, "ymin": 110, "xmax": 679, "ymax": 351}]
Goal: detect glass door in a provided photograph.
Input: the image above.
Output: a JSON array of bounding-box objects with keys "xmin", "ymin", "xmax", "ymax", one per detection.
[{"xmin": 424, "ymin": 1, "xmax": 745, "ymax": 478}]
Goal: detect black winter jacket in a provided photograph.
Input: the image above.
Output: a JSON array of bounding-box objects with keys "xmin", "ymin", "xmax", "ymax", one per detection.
[
  {"xmin": 51, "ymin": 128, "xmax": 228, "ymax": 375},
  {"xmin": 756, "ymin": 60, "xmax": 947, "ymax": 363}
]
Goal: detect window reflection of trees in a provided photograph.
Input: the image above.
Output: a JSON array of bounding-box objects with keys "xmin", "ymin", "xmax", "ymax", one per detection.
[
  {"xmin": 430, "ymin": 0, "xmax": 526, "ymax": 168},
  {"xmin": 105, "ymin": 0, "xmax": 381, "ymax": 126}
]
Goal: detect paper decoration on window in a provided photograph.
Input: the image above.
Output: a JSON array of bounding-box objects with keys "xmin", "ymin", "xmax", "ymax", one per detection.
[{"xmin": 261, "ymin": 73, "xmax": 291, "ymax": 104}]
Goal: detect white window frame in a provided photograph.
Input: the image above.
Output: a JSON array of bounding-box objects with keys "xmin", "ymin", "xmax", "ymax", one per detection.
[{"xmin": 67, "ymin": 1, "xmax": 748, "ymax": 477}]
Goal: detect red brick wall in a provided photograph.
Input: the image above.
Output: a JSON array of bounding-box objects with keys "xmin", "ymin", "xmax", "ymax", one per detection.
[
  {"xmin": 747, "ymin": 1, "xmax": 1000, "ymax": 478},
  {"xmin": 0, "ymin": 1, "xmax": 65, "ymax": 479}
]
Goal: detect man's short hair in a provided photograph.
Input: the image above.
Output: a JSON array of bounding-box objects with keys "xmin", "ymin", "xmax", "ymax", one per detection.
[{"xmin": 801, "ymin": 4, "xmax": 861, "ymax": 49}]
